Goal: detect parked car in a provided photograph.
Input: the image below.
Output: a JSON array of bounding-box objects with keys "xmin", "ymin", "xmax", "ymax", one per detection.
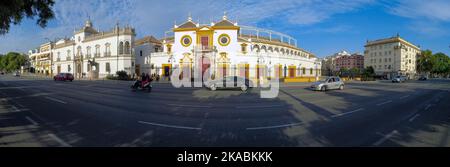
[
  {"xmin": 206, "ymin": 76, "xmax": 253, "ymax": 91},
  {"xmin": 418, "ymin": 76, "xmax": 427, "ymax": 81},
  {"xmin": 54, "ymin": 73, "xmax": 74, "ymax": 81},
  {"xmin": 392, "ymin": 75, "xmax": 406, "ymax": 83},
  {"xmin": 13, "ymin": 71, "xmax": 20, "ymax": 77},
  {"xmin": 310, "ymin": 76, "xmax": 345, "ymax": 91}
]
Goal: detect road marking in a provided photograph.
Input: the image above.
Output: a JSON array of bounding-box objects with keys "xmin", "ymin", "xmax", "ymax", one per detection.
[
  {"xmin": 376, "ymin": 100, "xmax": 393, "ymax": 106},
  {"xmin": 16, "ymin": 103, "xmax": 25, "ymax": 108},
  {"xmin": 45, "ymin": 97, "xmax": 67, "ymax": 104},
  {"xmin": 48, "ymin": 134, "xmax": 71, "ymax": 147},
  {"xmin": 373, "ymin": 130, "xmax": 398, "ymax": 146},
  {"xmin": 399, "ymin": 95, "xmax": 410, "ymax": 99},
  {"xmin": 11, "ymin": 105, "xmax": 21, "ymax": 112},
  {"xmin": 167, "ymin": 104, "xmax": 211, "ymax": 108},
  {"xmin": 236, "ymin": 104, "xmax": 284, "ymax": 109},
  {"xmin": 138, "ymin": 121, "xmax": 201, "ymax": 130},
  {"xmin": 25, "ymin": 116, "xmax": 38, "ymax": 126},
  {"xmin": 332, "ymin": 108, "xmax": 364, "ymax": 118},
  {"xmin": 246, "ymin": 122, "xmax": 304, "ymax": 130},
  {"xmin": 28, "ymin": 110, "xmax": 46, "ymax": 122},
  {"xmin": 425, "ymin": 104, "xmax": 432, "ymax": 111},
  {"xmin": 409, "ymin": 114, "xmax": 420, "ymax": 122}
]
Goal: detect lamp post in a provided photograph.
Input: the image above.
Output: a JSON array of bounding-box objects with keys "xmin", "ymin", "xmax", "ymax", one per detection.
[{"xmin": 314, "ymin": 61, "xmax": 319, "ymax": 81}]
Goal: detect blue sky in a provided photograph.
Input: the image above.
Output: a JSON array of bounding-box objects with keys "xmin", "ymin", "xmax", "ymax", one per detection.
[{"xmin": 1, "ymin": 0, "xmax": 450, "ymax": 57}]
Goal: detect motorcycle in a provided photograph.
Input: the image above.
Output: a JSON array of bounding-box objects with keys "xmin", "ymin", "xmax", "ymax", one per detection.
[{"xmin": 131, "ymin": 80, "xmax": 152, "ymax": 92}]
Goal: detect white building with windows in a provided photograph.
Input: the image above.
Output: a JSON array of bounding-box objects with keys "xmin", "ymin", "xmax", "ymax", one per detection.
[
  {"xmin": 136, "ymin": 14, "xmax": 321, "ymax": 83},
  {"xmin": 30, "ymin": 19, "xmax": 136, "ymax": 79},
  {"xmin": 364, "ymin": 35, "xmax": 420, "ymax": 79}
]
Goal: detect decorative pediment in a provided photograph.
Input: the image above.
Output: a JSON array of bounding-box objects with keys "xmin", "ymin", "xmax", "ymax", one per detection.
[
  {"xmin": 218, "ymin": 52, "xmax": 230, "ymax": 63},
  {"xmin": 199, "ymin": 27, "xmax": 211, "ymax": 31},
  {"xmin": 180, "ymin": 52, "xmax": 193, "ymax": 63}
]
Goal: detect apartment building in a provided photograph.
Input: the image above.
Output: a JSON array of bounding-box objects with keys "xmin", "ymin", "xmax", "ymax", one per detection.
[{"xmin": 364, "ymin": 35, "xmax": 420, "ymax": 79}]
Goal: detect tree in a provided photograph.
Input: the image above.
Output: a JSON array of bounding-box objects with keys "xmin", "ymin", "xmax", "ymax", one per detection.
[
  {"xmin": 0, "ymin": 52, "xmax": 27, "ymax": 72},
  {"xmin": 0, "ymin": 0, "xmax": 55, "ymax": 35},
  {"xmin": 361, "ymin": 66, "xmax": 375, "ymax": 81},
  {"xmin": 416, "ymin": 50, "xmax": 433, "ymax": 76},
  {"xmin": 349, "ymin": 67, "xmax": 360, "ymax": 78},
  {"xmin": 430, "ymin": 53, "xmax": 450, "ymax": 77}
]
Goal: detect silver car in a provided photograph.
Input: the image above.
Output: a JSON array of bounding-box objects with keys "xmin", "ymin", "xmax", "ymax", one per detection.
[
  {"xmin": 310, "ymin": 76, "xmax": 345, "ymax": 91},
  {"xmin": 392, "ymin": 76, "xmax": 406, "ymax": 83},
  {"xmin": 206, "ymin": 76, "xmax": 253, "ymax": 91}
]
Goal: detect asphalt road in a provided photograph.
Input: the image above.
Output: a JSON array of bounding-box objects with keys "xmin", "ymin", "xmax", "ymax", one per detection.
[{"xmin": 1, "ymin": 75, "xmax": 449, "ymax": 147}]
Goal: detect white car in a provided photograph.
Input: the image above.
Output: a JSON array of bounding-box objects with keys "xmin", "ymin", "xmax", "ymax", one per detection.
[
  {"xmin": 392, "ymin": 76, "xmax": 406, "ymax": 83},
  {"xmin": 310, "ymin": 76, "xmax": 345, "ymax": 91},
  {"xmin": 13, "ymin": 71, "xmax": 20, "ymax": 77},
  {"xmin": 206, "ymin": 76, "xmax": 253, "ymax": 91}
]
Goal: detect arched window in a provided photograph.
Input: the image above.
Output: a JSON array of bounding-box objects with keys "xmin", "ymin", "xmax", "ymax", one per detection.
[
  {"xmin": 95, "ymin": 45, "xmax": 100, "ymax": 57},
  {"xmin": 77, "ymin": 46, "xmax": 82, "ymax": 57},
  {"xmin": 119, "ymin": 42, "xmax": 124, "ymax": 54},
  {"xmin": 86, "ymin": 46, "xmax": 91, "ymax": 58},
  {"xmin": 261, "ymin": 45, "xmax": 267, "ymax": 53},
  {"xmin": 252, "ymin": 44, "xmax": 260, "ymax": 53},
  {"xmin": 125, "ymin": 41, "xmax": 131, "ymax": 54},
  {"xmin": 105, "ymin": 43, "xmax": 111, "ymax": 56}
]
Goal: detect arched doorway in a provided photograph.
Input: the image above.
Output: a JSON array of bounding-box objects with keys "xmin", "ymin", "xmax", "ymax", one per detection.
[{"xmin": 179, "ymin": 53, "xmax": 193, "ymax": 80}]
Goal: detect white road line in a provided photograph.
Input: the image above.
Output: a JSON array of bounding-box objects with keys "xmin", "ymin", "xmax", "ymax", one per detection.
[
  {"xmin": 425, "ymin": 104, "xmax": 432, "ymax": 111},
  {"xmin": 11, "ymin": 105, "xmax": 21, "ymax": 112},
  {"xmin": 409, "ymin": 114, "xmax": 420, "ymax": 122},
  {"xmin": 45, "ymin": 97, "xmax": 67, "ymax": 104},
  {"xmin": 48, "ymin": 134, "xmax": 71, "ymax": 147},
  {"xmin": 246, "ymin": 122, "xmax": 304, "ymax": 130},
  {"xmin": 25, "ymin": 116, "xmax": 38, "ymax": 126},
  {"xmin": 399, "ymin": 95, "xmax": 410, "ymax": 99},
  {"xmin": 16, "ymin": 103, "xmax": 25, "ymax": 108},
  {"xmin": 376, "ymin": 100, "xmax": 393, "ymax": 106},
  {"xmin": 236, "ymin": 105, "xmax": 284, "ymax": 109},
  {"xmin": 138, "ymin": 121, "xmax": 201, "ymax": 130},
  {"xmin": 28, "ymin": 110, "xmax": 46, "ymax": 122},
  {"xmin": 167, "ymin": 104, "xmax": 211, "ymax": 108},
  {"xmin": 373, "ymin": 130, "xmax": 398, "ymax": 146},
  {"xmin": 332, "ymin": 108, "xmax": 364, "ymax": 118}
]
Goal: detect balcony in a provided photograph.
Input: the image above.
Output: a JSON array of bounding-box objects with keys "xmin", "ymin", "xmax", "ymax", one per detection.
[
  {"xmin": 66, "ymin": 57, "xmax": 72, "ymax": 61},
  {"xmin": 94, "ymin": 53, "xmax": 100, "ymax": 58},
  {"xmin": 104, "ymin": 52, "xmax": 111, "ymax": 57}
]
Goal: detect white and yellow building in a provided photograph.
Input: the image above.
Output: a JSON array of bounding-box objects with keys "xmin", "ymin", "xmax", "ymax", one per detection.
[
  {"xmin": 364, "ymin": 35, "xmax": 421, "ymax": 79},
  {"xmin": 137, "ymin": 14, "xmax": 321, "ymax": 82},
  {"xmin": 29, "ymin": 19, "xmax": 136, "ymax": 79},
  {"xmin": 28, "ymin": 42, "xmax": 53, "ymax": 75}
]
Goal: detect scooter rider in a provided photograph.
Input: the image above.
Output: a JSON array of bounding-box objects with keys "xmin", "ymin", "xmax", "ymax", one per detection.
[{"xmin": 133, "ymin": 73, "xmax": 146, "ymax": 88}]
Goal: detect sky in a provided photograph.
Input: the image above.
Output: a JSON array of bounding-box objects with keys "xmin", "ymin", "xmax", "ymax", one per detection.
[{"xmin": 1, "ymin": 0, "xmax": 450, "ymax": 57}]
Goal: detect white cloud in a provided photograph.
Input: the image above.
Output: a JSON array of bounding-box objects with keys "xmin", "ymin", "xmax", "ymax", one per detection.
[
  {"xmin": 1, "ymin": 0, "xmax": 374, "ymax": 53},
  {"xmin": 389, "ymin": 0, "xmax": 450, "ymax": 21}
]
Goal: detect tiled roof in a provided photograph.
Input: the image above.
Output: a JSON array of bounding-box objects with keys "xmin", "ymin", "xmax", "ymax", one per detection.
[{"xmin": 178, "ymin": 21, "xmax": 197, "ymax": 28}]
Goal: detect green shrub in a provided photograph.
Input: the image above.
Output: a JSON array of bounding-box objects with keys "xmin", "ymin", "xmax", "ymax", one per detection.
[
  {"xmin": 116, "ymin": 70, "xmax": 128, "ymax": 80},
  {"xmin": 105, "ymin": 74, "xmax": 117, "ymax": 80}
]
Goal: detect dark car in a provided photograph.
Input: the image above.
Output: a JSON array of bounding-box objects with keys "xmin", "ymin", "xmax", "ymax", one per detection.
[
  {"xmin": 54, "ymin": 73, "xmax": 74, "ymax": 81},
  {"xmin": 206, "ymin": 76, "xmax": 253, "ymax": 91},
  {"xmin": 418, "ymin": 76, "xmax": 427, "ymax": 81}
]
